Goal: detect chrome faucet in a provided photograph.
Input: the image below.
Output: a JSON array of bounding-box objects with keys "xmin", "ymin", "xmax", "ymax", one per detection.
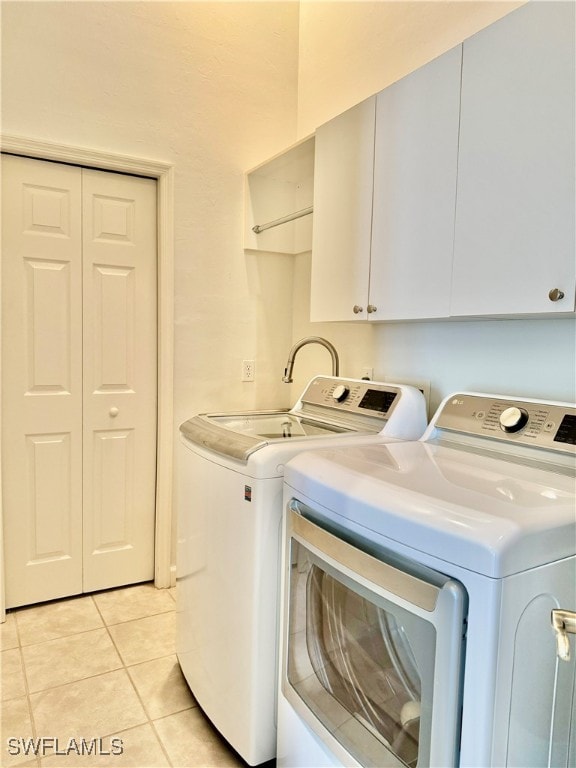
[{"xmin": 282, "ymin": 336, "xmax": 340, "ymax": 383}]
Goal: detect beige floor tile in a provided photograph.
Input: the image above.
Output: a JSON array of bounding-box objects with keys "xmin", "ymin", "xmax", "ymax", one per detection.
[
  {"xmin": 1, "ymin": 696, "xmax": 36, "ymax": 767},
  {"xmin": 40, "ymin": 723, "xmax": 169, "ymax": 767},
  {"xmin": 2, "ymin": 648, "xmax": 27, "ymax": 701},
  {"xmin": 154, "ymin": 708, "xmax": 247, "ymax": 767},
  {"xmin": 22, "ymin": 629, "xmax": 122, "ymax": 693},
  {"xmin": 93, "ymin": 584, "xmax": 175, "ymax": 627},
  {"xmin": 127, "ymin": 654, "xmax": 196, "ymax": 719},
  {"xmin": 16, "ymin": 597, "xmax": 103, "ymax": 647},
  {"xmin": 4, "ymin": 585, "xmax": 251, "ymax": 768},
  {"xmin": 108, "ymin": 613, "xmax": 175, "ymax": 666},
  {"xmin": 1, "ymin": 613, "xmax": 20, "ymax": 651},
  {"xmin": 30, "ymin": 669, "xmax": 147, "ymax": 742}
]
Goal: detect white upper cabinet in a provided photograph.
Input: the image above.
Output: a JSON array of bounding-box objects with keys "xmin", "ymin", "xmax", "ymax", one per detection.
[
  {"xmin": 309, "ymin": 2, "xmax": 574, "ymax": 323},
  {"xmin": 370, "ymin": 45, "xmax": 462, "ymax": 320},
  {"xmin": 311, "ymin": 46, "xmax": 462, "ymax": 323},
  {"xmin": 451, "ymin": 1, "xmax": 575, "ymax": 317},
  {"xmin": 310, "ymin": 97, "xmax": 376, "ymax": 321}
]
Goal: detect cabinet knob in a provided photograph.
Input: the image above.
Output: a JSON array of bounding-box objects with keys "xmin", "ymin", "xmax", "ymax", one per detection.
[
  {"xmin": 109, "ymin": 407, "xmax": 119, "ymax": 418},
  {"xmin": 367, "ymin": 304, "xmax": 377, "ymax": 314},
  {"xmin": 549, "ymin": 288, "xmax": 565, "ymax": 302},
  {"xmin": 352, "ymin": 305, "xmax": 364, "ymax": 314}
]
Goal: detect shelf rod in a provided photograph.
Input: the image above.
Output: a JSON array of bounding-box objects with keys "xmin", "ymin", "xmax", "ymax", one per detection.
[{"xmin": 252, "ymin": 205, "xmax": 313, "ymax": 234}]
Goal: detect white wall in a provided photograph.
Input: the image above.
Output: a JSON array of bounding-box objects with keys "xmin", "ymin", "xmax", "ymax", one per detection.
[
  {"xmin": 297, "ymin": 0, "xmax": 526, "ymax": 137},
  {"xmin": 294, "ymin": 0, "xmax": 576, "ymax": 412},
  {"xmin": 375, "ymin": 319, "xmax": 576, "ymax": 414},
  {"xmin": 1, "ymin": 0, "xmax": 301, "ymax": 422}
]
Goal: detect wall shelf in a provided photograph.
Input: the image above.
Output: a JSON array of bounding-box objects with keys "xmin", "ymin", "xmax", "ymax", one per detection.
[{"xmin": 244, "ymin": 136, "xmax": 315, "ymax": 254}]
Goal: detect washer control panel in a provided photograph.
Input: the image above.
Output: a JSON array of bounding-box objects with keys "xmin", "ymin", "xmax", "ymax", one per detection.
[
  {"xmin": 300, "ymin": 377, "xmax": 400, "ymax": 420},
  {"xmin": 435, "ymin": 394, "xmax": 576, "ymax": 453}
]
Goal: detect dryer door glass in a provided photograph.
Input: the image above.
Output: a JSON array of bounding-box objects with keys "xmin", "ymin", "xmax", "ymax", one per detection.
[{"xmin": 284, "ymin": 507, "xmax": 467, "ymax": 768}]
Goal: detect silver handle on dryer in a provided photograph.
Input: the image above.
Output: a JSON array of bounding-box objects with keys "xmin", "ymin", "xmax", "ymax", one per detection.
[
  {"xmin": 288, "ymin": 502, "xmax": 441, "ymax": 612},
  {"xmin": 551, "ymin": 609, "xmax": 576, "ymax": 661}
]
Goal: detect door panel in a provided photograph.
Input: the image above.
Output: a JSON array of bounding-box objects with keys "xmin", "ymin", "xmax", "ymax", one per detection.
[
  {"xmin": 91, "ymin": 429, "xmax": 135, "ymax": 553},
  {"xmin": 370, "ymin": 46, "xmax": 461, "ymax": 320},
  {"xmin": 82, "ymin": 169, "xmax": 157, "ymax": 592},
  {"xmin": 451, "ymin": 2, "xmax": 575, "ymax": 316},
  {"xmin": 92, "ymin": 264, "xmax": 135, "ymax": 391},
  {"xmin": 25, "ymin": 259, "xmax": 74, "ymax": 392},
  {"xmin": 310, "ymin": 97, "xmax": 376, "ymax": 322},
  {"xmin": 2, "ymin": 155, "xmax": 83, "ymax": 607},
  {"xmin": 26, "ymin": 433, "xmax": 74, "ymax": 557}
]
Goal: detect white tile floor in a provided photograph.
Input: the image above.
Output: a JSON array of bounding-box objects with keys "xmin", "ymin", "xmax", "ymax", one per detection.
[{"xmin": 1, "ymin": 584, "xmax": 250, "ymax": 767}]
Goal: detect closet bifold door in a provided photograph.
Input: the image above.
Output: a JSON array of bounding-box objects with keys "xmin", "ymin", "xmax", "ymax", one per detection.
[
  {"xmin": 1, "ymin": 155, "xmax": 84, "ymax": 607},
  {"xmin": 1, "ymin": 156, "xmax": 157, "ymax": 608}
]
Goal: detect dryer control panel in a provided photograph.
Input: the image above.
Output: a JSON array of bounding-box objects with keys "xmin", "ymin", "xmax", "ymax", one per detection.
[{"xmin": 435, "ymin": 394, "xmax": 576, "ymax": 454}]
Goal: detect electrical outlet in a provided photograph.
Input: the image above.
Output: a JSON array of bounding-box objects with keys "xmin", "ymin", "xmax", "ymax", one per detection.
[
  {"xmin": 361, "ymin": 366, "xmax": 373, "ymax": 380},
  {"xmin": 242, "ymin": 359, "xmax": 255, "ymax": 382}
]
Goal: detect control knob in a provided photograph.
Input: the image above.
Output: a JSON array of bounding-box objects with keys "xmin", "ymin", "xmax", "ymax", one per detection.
[
  {"xmin": 332, "ymin": 384, "xmax": 350, "ymax": 403},
  {"xmin": 499, "ymin": 406, "xmax": 529, "ymax": 433}
]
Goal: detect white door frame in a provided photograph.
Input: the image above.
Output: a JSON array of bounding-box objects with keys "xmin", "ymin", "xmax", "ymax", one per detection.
[{"xmin": 0, "ymin": 134, "xmax": 175, "ymax": 619}]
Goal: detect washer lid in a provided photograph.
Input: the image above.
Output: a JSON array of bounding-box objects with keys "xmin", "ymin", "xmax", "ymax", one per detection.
[
  {"xmin": 284, "ymin": 441, "xmax": 576, "ymax": 577},
  {"xmin": 180, "ymin": 411, "xmax": 354, "ymax": 462}
]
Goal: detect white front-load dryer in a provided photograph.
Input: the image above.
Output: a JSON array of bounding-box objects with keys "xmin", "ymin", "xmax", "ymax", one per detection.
[
  {"xmin": 278, "ymin": 392, "xmax": 576, "ymax": 768},
  {"xmin": 176, "ymin": 376, "xmax": 427, "ymax": 765}
]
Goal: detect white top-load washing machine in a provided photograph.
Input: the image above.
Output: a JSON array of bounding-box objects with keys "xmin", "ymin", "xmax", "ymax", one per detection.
[
  {"xmin": 176, "ymin": 376, "xmax": 427, "ymax": 765},
  {"xmin": 279, "ymin": 392, "xmax": 576, "ymax": 768}
]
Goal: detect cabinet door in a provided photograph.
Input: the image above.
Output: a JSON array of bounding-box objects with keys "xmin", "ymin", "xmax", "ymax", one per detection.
[
  {"xmin": 370, "ymin": 46, "xmax": 461, "ymax": 321},
  {"xmin": 451, "ymin": 2, "xmax": 575, "ymax": 317},
  {"xmin": 310, "ymin": 97, "xmax": 376, "ymax": 322}
]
